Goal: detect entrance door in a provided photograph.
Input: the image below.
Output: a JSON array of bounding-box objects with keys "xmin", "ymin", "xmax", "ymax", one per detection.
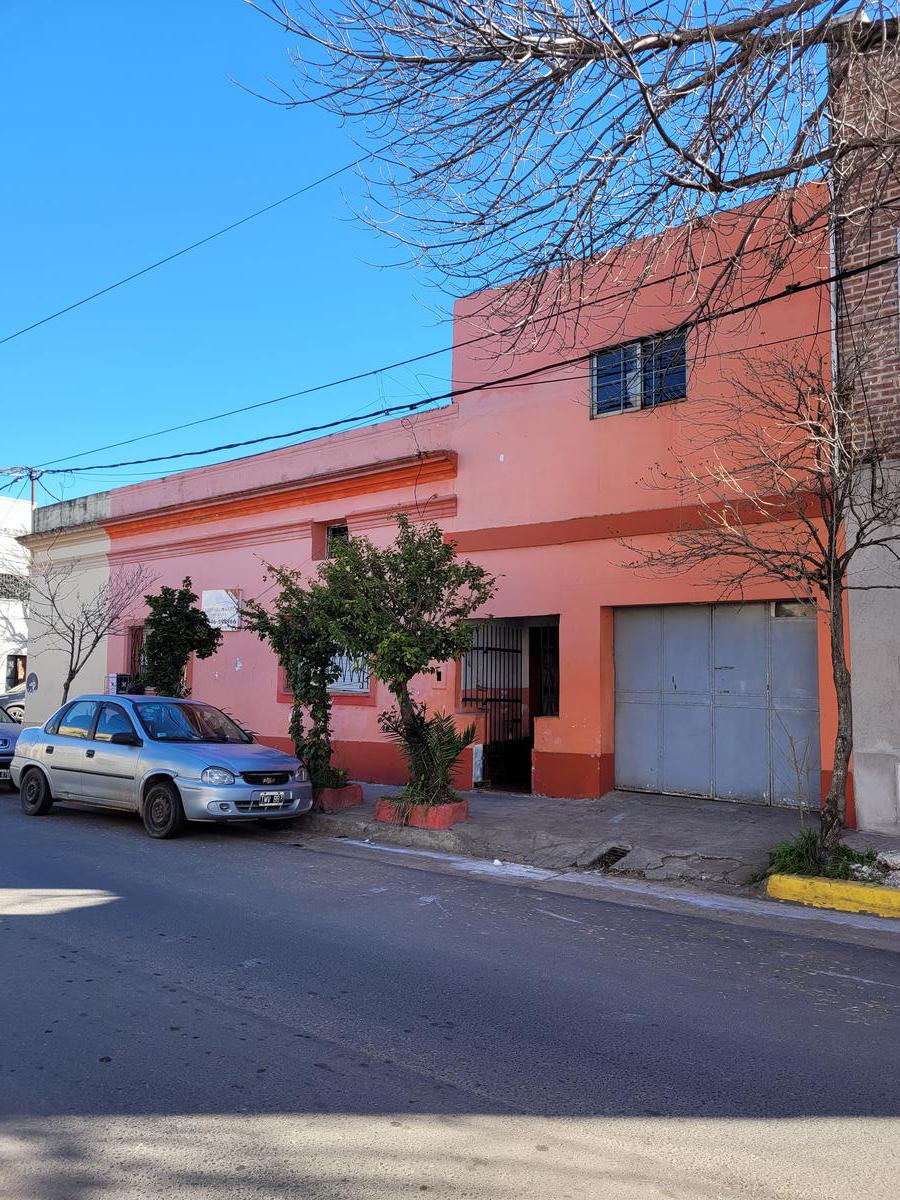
[
  {"xmin": 461, "ymin": 621, "xmax": 529, "ymax": 790},
  {"xmin": 614, "ymin": 603, "xmax": 820, "ymax": 806}
]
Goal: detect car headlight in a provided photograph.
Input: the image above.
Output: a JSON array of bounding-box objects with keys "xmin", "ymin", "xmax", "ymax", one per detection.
[
  {"xmin": 294, "ymin": 765, "xmax": 309, "ymax": 783},
  {"xmin": 201, "ymin": 767, "xmax": 235, "ymax": 786}
]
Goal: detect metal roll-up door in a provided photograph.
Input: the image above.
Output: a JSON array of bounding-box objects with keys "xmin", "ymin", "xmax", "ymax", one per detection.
[{"xmin": 614, "ymin": 603, "xmax": 820, "ymax": 806}]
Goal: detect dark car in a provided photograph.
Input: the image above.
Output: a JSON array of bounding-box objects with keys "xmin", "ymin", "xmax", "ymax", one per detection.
[{"xmin": 0, "ymin": 704, "xmax": 23, "ymax": 788}]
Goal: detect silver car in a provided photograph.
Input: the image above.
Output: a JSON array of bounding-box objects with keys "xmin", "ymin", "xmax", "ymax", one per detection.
[
  {"xmin": 11, "ymin": 694, "xmax": 313, "ymax": 839},
  {"xmin": 0, "ymin": 704, "xmax": 23, "ymax": 789}
]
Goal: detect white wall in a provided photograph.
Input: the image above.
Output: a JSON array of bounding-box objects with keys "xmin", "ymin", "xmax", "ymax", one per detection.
[
  {"xmin": 0, "ymin": 496, "xmax": 31, "ymax": 694},
  {"xmin": 23, "ymin": 529, "xmax": 112, "ymax": 724},
  {"xmin": 848, "ymin": 523, "xmax": 900, "ymax": 832}
]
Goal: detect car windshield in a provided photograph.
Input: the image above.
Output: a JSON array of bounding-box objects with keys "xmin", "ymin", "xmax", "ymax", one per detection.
[{"xmin": 133, "ymin": 701, "xmax": 251, "ymax": 744}]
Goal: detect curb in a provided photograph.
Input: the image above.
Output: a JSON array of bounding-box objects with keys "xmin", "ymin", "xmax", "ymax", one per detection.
[
  {"xmin": 767, "ymin": 872, "xmax": 900, "ymax": 919},
  {"xmin": 300, "ymin": 810, "xmax": 461, "ymax": 854}
]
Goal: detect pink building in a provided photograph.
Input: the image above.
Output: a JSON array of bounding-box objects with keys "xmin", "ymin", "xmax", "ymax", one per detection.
[{"xmin": 27, "ymin": 190, "xmax": 844, "ymax": 816}]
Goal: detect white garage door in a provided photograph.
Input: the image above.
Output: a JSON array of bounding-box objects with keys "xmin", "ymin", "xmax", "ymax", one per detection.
[{"xmin": 614, "ymin": 603, "xmax": 820, "ymax": 807}]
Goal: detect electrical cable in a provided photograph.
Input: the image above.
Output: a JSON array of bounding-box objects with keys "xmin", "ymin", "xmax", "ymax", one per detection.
[
  {"xmin": 34, "ymin": 232, "xmax": 829, "ymax": 468},
  {"xmin": 0, "ymin": 154, "xmax": 375, "ymax": 349},
  {"xmin": 31, "ymin": 243, "xmax": 899, "ymax": 476}
]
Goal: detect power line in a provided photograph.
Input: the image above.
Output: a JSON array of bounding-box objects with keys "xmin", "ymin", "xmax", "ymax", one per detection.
[
  {"xmin": 17, "ymin": 296, "xmax": 892, "ymax": 498},
  {"xmin": 0, "ymin": 154, "xmax": 374, "ymax": 350},
  {"xmin": 33, "ymin": 243, "xmax": 894, "ymax": 477},
  {"xmin": 35, "ymin": 342, "xmax": 457, "ymax": 468},
  {"xmin": 35, "ymin": 234, "xmax": 826, "ymax": 469}
]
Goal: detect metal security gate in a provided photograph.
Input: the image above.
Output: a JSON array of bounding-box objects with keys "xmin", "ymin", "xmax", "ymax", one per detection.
[
  {"xmin": 614, "ymin": 603, "xmax": 820, "ymax": 807},
  {"xmin": 461, "ymin": 621, "xmax": 531, "ymax": 790}
]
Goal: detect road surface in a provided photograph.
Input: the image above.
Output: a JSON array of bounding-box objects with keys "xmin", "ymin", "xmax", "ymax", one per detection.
[{"xmin": 1, "ymin": 796, "xmax": 899, "ymax": 1199}]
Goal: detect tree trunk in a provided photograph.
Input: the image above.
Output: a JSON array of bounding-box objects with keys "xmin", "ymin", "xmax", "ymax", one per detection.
[
  {"xmin": 61, "ymin": 675, "xmax": 72, "ymax": 705},
  {"xmin": 395, "ymin": 682, "xmax": 423, "ymax": 746},
  {"xmin": 392, "ymin": 681, "xmax": 434, "ymax": 796},
  {"xmin": 820, "ymin": 580, "xmax": 853, "ymax": 857}
]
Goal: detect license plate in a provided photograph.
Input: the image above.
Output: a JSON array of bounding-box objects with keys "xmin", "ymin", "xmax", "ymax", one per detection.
[
  {"xmin": 259, "ymin": 791, "xmax": 286, "ymax": 806},
  {"xmin": 0, "ymin": 769, "xmax": 9, "ymax": 782}
]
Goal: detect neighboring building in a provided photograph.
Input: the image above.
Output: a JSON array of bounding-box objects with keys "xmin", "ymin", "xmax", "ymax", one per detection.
[
  {"xmin": 832, "ymin": 19, "xmax": 900, "ymax": 832},
  {"xmin": 0, "ymin": 495, "xmax": 31, "ymax": 696},
  {"xmin": 24, "ymin": 191, "xmax": 844, "ymax": 818}
]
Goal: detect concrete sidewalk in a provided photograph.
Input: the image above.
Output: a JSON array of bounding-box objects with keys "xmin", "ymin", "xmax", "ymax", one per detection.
[{"xmin": 298, "ymin": 785, "xmax": 900, "ymax": 888}]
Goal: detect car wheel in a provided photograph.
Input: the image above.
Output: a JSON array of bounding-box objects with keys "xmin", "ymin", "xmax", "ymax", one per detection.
[
  {"xmin": 20, "ymin": 769, "xmax": 53, "ymax": 815},
  {"xmin": 142, "ymin": 780, "xmax": 187, "ymax": 839}
]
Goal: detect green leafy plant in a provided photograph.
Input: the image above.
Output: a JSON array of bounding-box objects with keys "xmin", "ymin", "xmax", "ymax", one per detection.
[
  {"xmin": 316, "ymin": 515, "xmax": 495, "ymax": 810},
  {"xmin": 757, "ymin": 828, "xmax": 883, "ymax": 882},
  {"xmin": 243, "ymin": 570, "xmax": 347, "ymax": 790},
  {"xmin": 380, "ymin": 705, "xmax": 476, "ymax": 817},
  {"xmin": 140, "ymin": 577, "xmax": 222, "ymax": 698}
]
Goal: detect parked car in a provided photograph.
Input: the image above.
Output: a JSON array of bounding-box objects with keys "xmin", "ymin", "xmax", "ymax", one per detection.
[
  {"xmin": 11, "ymin": 694, "xmax": 313, "ymax": 838},
  {"xmin": 0, "ymin": 690, "xmax": 25, "ymax": 724},
  {"xmin": 0, "ymin": 704, "xmax": 23, "ymax": 789}
]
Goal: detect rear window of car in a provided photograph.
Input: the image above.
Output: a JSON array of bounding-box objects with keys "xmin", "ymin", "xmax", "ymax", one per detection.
[{"xmin": 57, "ymin": 701, "xmax": 99, "ymax": 740}]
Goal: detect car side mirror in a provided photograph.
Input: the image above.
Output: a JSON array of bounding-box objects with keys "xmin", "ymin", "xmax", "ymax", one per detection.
[{"xmin": 110, "ymin": 732, "xmax": 142, "ymax": 747}]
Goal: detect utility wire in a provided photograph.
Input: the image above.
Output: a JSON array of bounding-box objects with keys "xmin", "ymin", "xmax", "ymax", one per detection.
[
  {"xmin": 0, "ymin": 154, "xmax": 373, "ymax": 349},
  {"xmin": 19, "ymin": 297, "xmax": 895, "ymax": 501},
  {"xmin": 33, "ymin": 244, "xmax": 897, "ymax": 476},
  {"xmin": 35, "ymin": 234, "xmax": 827, "ymax": 468}
]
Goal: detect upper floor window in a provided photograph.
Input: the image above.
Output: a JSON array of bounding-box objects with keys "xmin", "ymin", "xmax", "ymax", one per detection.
[
  {"xmin": 591, "ymin": 330, "xmax": 687, "ymax": 416},
  {"xmin": 326, "ymin": 524, "xmax": 349, "ymax": 558}
]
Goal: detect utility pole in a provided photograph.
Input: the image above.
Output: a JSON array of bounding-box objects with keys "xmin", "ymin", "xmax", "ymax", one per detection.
[{"xmin": 0, "ymin": 466, "xmax": 40, "ymax": 509}]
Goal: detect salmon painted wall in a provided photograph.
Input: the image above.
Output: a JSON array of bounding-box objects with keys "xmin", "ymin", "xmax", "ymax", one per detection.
[{"xmin": 97, "ymin": 189, "xmax": 837, "ymax": 804}]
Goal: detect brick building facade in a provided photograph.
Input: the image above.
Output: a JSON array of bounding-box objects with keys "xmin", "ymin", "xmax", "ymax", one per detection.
[{"xmin": 833, "ymin": 19, "xmax": 900, "ymax": 831}]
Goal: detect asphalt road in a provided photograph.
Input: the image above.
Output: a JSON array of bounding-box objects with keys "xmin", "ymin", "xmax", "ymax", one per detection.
[{"xmin": 2, "ymin": 797, "xmax": 899, "ymax": 1200}]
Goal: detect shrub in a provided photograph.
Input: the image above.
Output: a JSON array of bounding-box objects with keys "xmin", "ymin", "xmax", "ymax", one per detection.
[
  {"xmin": 243, "ymin": 570, "xmax": 346, "ymax": 791},
  {"xmin": 140, "ymin": 578, "xmax": 222, "ymax": 698},
  {"xmin": 380, "ymin": 705, "xmax": 475, "ymax": 818},
  {"xmin": 761, "ymin": 828, "xmax": 883, "ymax": 881}
]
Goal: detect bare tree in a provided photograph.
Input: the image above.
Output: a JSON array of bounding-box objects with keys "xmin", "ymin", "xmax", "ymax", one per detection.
[
  {"xmin": 249, "ymin": 2, "xmax": 900, "ymax": 335},
  {"xmin": 28, "ymin": 560, "xmax": 155, "ymax": 705},
  {"xmin": 625, "ymin": 339, "xmax": 900, "ymax": 853}
]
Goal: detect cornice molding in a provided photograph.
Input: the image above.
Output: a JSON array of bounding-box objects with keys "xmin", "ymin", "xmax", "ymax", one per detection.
[
  {"xmin": 107, "ymin": 493, "xmax": 459, "ymax": 564},
  {"xmin": 105, "ymin": 451, "xmax": 458, "ymax": 541}
]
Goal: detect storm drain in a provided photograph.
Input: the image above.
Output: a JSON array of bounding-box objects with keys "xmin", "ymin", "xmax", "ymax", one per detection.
[{"xmin": 580, "ymin": 845, "xmax": 631, "ymax": 872}]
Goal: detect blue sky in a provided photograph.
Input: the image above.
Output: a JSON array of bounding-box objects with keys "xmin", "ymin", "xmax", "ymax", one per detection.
[{"xmin": 0, "ymin": 3, "xmax": 452, "ymax": 503}]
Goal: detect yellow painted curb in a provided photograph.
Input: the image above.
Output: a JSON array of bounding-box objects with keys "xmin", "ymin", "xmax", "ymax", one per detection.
[{"xmin": 767, "ymin": 872, "xmax": 900, "ymax": 919}]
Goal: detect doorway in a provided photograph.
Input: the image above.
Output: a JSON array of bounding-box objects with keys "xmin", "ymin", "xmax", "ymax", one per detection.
[{"xmin": 461, "ymin": 617, "xmax": 560, "ymax": 791}]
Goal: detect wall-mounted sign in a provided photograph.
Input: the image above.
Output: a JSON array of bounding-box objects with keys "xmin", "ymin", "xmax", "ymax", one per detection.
[
  {"xmin": 202, "ymin": 589, "xmax": 242, "ymax": 632},
  {"xmin": 25, "ymin": 672, "xmax": 38, "ymax": 694}
]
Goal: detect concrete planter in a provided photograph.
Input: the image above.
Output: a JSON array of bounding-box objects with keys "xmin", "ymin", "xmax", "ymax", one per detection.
[
  {"xmin": 374, "ymin": 797, "xmax": 469, "ymax": 829},
  {"xmin": 314, "ymin": 783, "xmax": 365, "ymax": 812}
]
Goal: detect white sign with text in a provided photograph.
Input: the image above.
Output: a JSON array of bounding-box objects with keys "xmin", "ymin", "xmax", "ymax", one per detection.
[{"xmin": 202, "ymin": 588, "xmax": 242, "ymax": 632}]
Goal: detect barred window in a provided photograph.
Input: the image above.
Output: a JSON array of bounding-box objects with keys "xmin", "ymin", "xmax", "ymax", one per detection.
[
  {"xmin": 326, "ymin": 524, "xmax": 349, "ymax": 558},
  {"xmin": 329, "ymin": 651, "xmax": 370, "ymax": 694},
  {"xmin": 591, "ymin": 330, "xmax": 687, "ymax": 416}
]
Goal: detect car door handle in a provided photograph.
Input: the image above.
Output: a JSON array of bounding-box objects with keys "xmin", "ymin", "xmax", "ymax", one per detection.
[{"xmin": 85, "ymin": 749, "xmax": 95, "ymax": 758}]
